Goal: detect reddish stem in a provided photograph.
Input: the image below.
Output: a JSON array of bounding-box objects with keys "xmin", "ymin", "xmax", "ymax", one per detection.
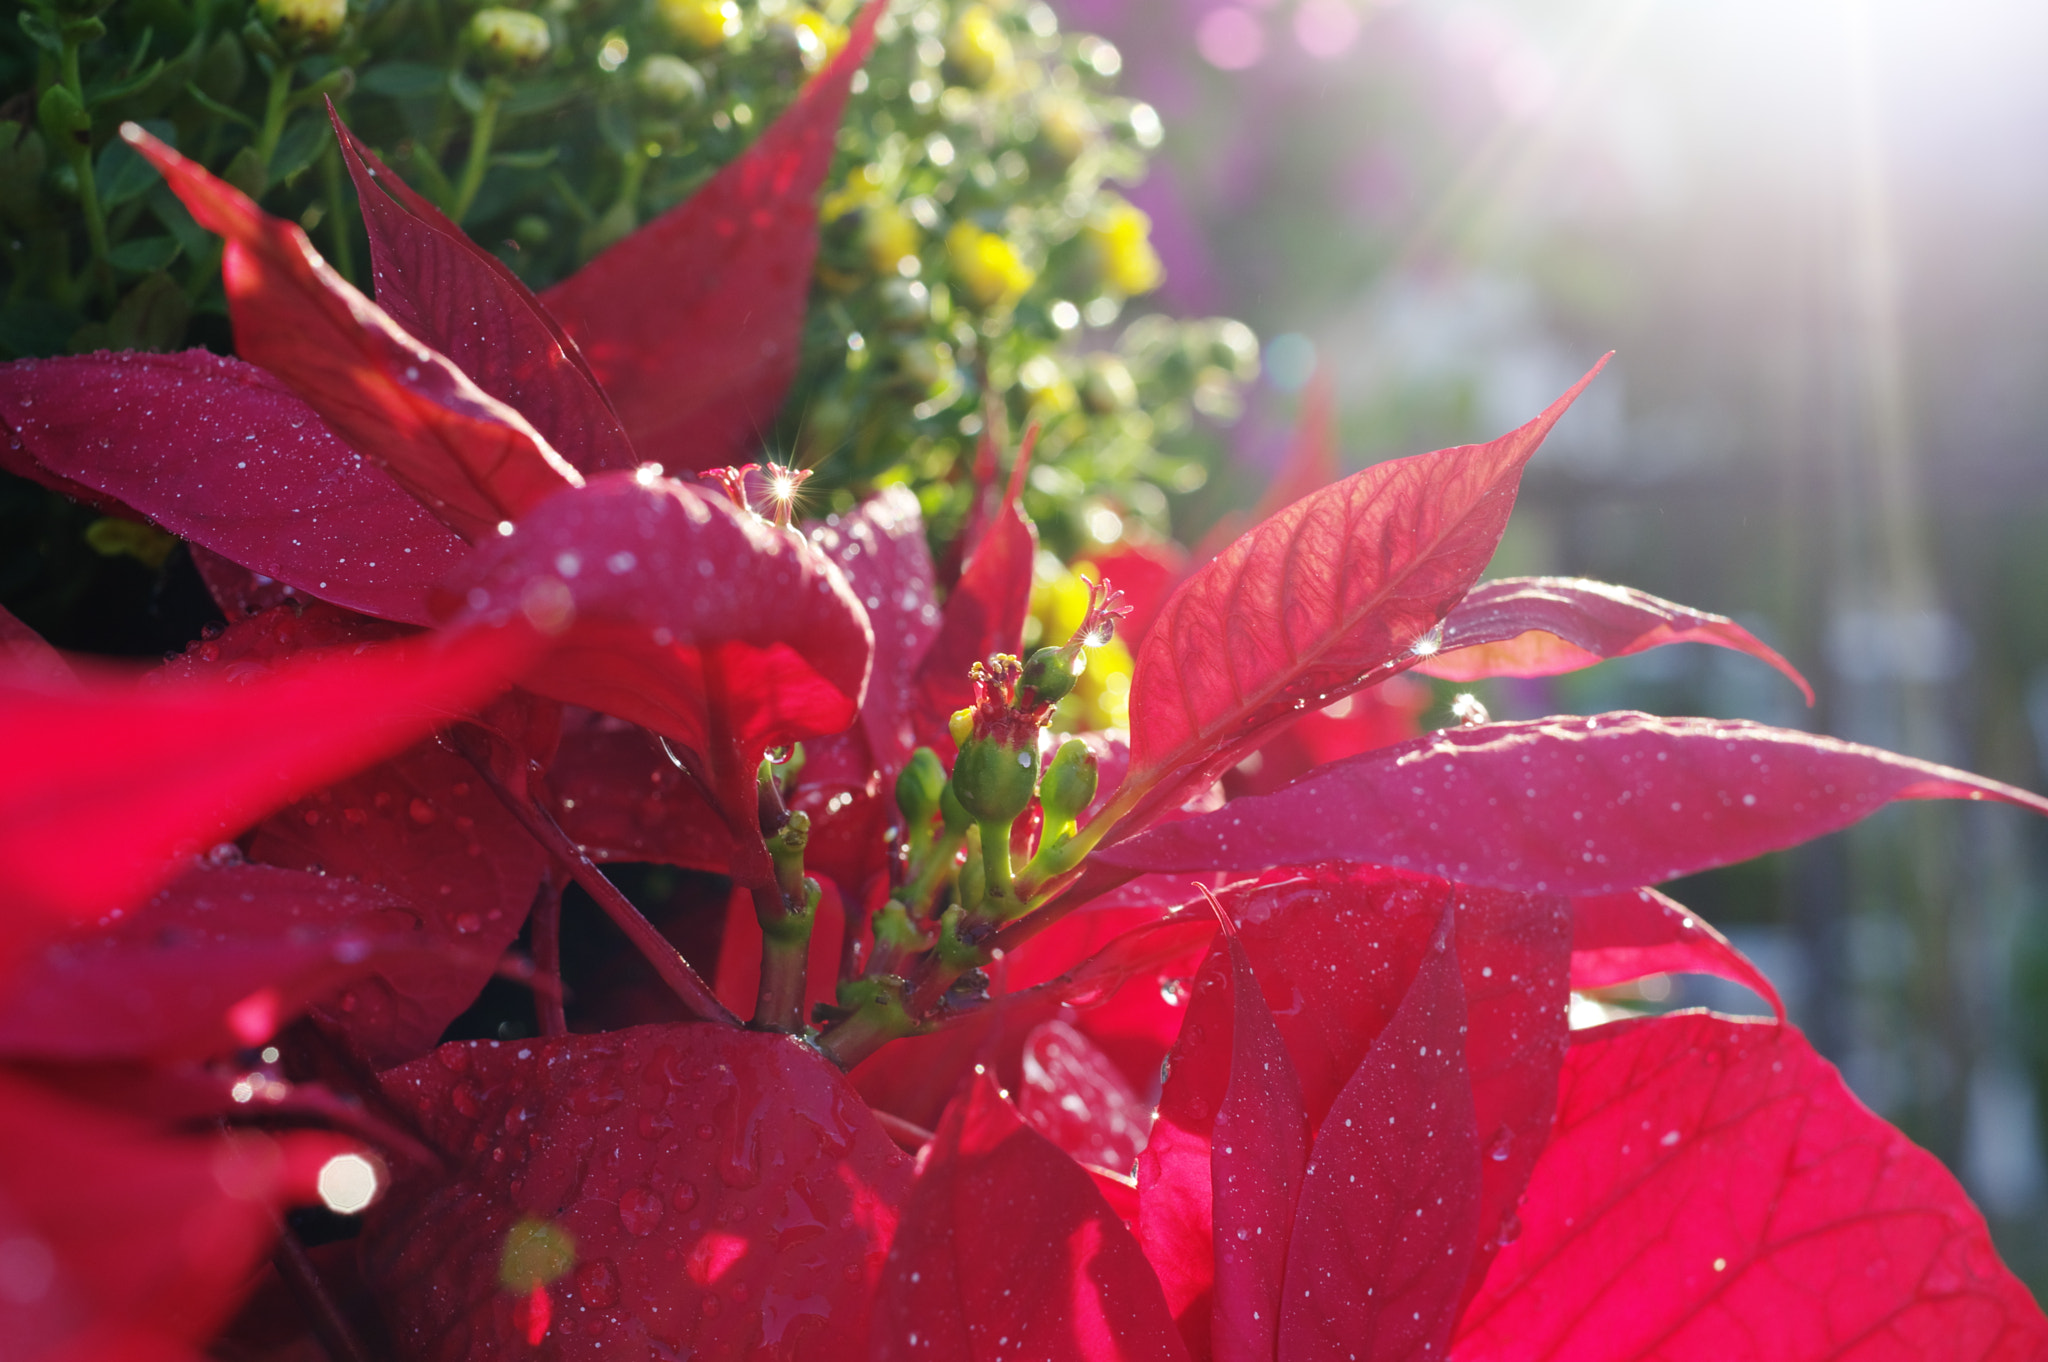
[
  {"xmin": 271, "ymin": 1218, "xmax": 375, "ymax": 1362},
  {"xmin": 530, "ymin": 871, "xmax": 567, "ymax": 1037}
]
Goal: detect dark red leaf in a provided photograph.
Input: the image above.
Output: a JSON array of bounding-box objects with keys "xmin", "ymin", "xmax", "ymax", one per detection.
[
  {"xmin": 368, "ymin": 1024, "xmax": 911, "ymax": 1361},
  {"xmin": 1102, "ymin": 712, "xmax": 2048, "ymax": 894},
  {"xmin": 434, "ymin": 469, "xmax": 871, "ymax": 765},
  {"xmin": 124, "ymin": 125, "xmax": 583, "ymax": 542},
  {"xmin": 914, "ymin": 439, "xmax": 1039, "ymax": 734},
  {"xmin": 0, "ymin": 613, "xmax": 538, "ymax": 939},
  {"xmin": 0, "ymin": 350, "xmax": 467, "ymax": 624},
  {"xmin": 1416, "ymin": 576, "xmax": 1814, "ymax": 704},
  {"xmin": 539, "ymin": 4, "xmax": 883, "ymax": 472},
  {"xmin": 1017, "ymin": 1018, "xmax": 1153, "ymax": 1174},
  {"xmin": 0, "ymin": 862, "xmax": 449, "ymax": 1063},
  {"xmin": 1572, "ymin": 887, "xmax": 1784, "ymax": 1019},
  {"xmin": 330, "ymin": 111, "xmax": 638, "ymax": 475},
  {"xmin": 872, "ymin": 1072, "xmax": 1189, "ymax": 1362},
  {"xmin": 1114, "ymin": 359, "xmax": 1608, "ymax": 837},
  {"xmin": 543, "ymin": 709, "xmax": 737, "ymax": 870},
  {"xmin": 0, "ymin": 1071, "xmax": 360, "ymax": 1362},
  {"xmin": 1280, "ymin": 909, "xmax": 1481, "ymax": 1362},
  {"xmin": 1208, "ymin": 926, "xmax": 1309, "ymax": 1362},
  {"xmin": 1452, "ymin": 1013, "xmax": 2048, "ymax": 1362}
]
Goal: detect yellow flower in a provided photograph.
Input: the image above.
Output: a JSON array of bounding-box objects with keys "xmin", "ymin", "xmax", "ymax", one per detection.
[
  {"xmin": 789, "ymin": 7, "xmax": 848, "ymax": 66},
  {"xmin": 1029, "ymin": 563, "xmax": 1136, "ymax": 731},
  {"xmin": 946, "ymin": 221, "xmax": 1034, "ymax": 311},
  {"xmin": 1082, "ymin": 200, "xmax": 1163, "ymax": 297},
  {"xmin": 945, "ymin": 4, "xmax": 1013, "ymax": 88},
  {"xmin": 657, "ymin": 0, "xmax": 739, "ymax": 51}
]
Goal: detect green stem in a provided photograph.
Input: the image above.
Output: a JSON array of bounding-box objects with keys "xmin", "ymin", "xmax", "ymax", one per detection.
[
  {"xmin": 254, "ymin": 60, "xmax": 297, "ymax": 171},
  {"xmin": 449, "ymin": 87, "xmax": 502, "ymax": 223},
  {"xmin": 752, "ymin": 878, "xmax": 818, "ymax": 1034},
  {"xmin": 59, "ymin": 40, "xmax": 113, "ymax": 308}
]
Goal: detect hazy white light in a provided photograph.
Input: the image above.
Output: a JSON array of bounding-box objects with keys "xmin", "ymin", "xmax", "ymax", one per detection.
[
  {"xmin": 318, "ymin": 1153, "xmax": 382, "ymax": 1214},
  {"xmin": 1294, "ymin": 0, "xmax": 1359, "ymax": 59}
]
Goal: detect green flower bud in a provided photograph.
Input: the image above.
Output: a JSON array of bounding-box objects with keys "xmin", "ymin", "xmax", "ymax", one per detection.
[
  {"xmin": 951, "ymin": 734, "xmax": 1038, "ymax": 824},
  {"xmin": 1039, "ymin": 738, "xmax": 1098, "ymax": 826},
  {"xmin": 258, "ymin": 0, "xmax": 348, "ymax": 47},
  {"xmin": 1019, "ymin": 644, "xmax": 1083, "ymax": 707},
  {"xmin": 896, "ymin": 747, "xmax": 947, "ymax": 825},
  {"xmin": 938, "ymin": 780, "xmax": 973, "ymax": 836},
  {"xmin": 467, "ymin": 8, "xmax": 552, "ymax": 69},
  {"xmin": 37, "ymin": 85, "xmax": 90, "ymax": 152},
  {"xmin": 635, "ymin": 53, "xmax": 706, "ymax": 108}
]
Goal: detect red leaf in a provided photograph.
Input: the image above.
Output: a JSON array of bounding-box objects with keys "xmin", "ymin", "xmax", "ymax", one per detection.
[
  {"xmin": 0, "ymin": 615, "xmax": 537, "ymax": 939},
  {"xmin": 1101, "ymin": 712, "xmax": 2048, "ymax": 893},
  {"xmin": 913, "ymin": 439, "xmax": 1039, "ymax": 734},
  {"xmin": 0, "ymin": 350, "xmax": 467, "ymax": 624},
  {"xmin": 1451, "ymin": 1013, "xmax": 2048, "ymax": 1362},
  {"xmin": 434, "ymin": 469, "xmax": 872, "ymax": 765},
  {"xmin": 0, "ymin": 603, "xmax": 70, "ymax": 688},
  {"xmin": 544, "ymin": 709, "xmax": 738, "ymax": 870},
  {"xmin": 1208, "ymin": 926, "xmax": 1310, "ymax": 1362},
  {"xmin": 330, "ymin": 111, "xmax": 639, "ymax": 475},
  {"xmin": 1017, "ymin": 1018, "xmax": 1154, "ymax": 1174},
  {"xmin": 1416, "ymin": 576, "xmax": 1814, "ymax": 704},
  {"xmin": 811, "ymin": 484, "xmax": 944, "ymax": 772},
  {"xmin": 1115, "ymin": 359, "xmax": 1608, "ymax": 836},
  {"xmin": 1279, "ymin": 910, "xmax": 1481, "ymax": 1362},
  {"xmin": 1572, "ymin": 887, "xmax": 1784, "ymax": 1019},
  {"xmin": 0, "ymin": 1071, "xmax": 360, "ymax": 1362},
  {"xmin": 0, "ymin": 862, "xmax": 446, "ymax": 1062},
  {"xmin": 123, "ymin": 125, "xmax": 584, "ymax": 542},
  {"xmin": 539, "ymin": 4, "xmax": 883, "ymax": 472},
  {"xmin": 1223, "ymin": 676, "xmax": 1430, "ymax": 800},
  {"xmin": 872, "ymin": 1072, "xmax": 1189, "ymax": 1362},
  {"xmin": 368, "ymin": 1024, "xmax": 911, "ymax": 1361}
]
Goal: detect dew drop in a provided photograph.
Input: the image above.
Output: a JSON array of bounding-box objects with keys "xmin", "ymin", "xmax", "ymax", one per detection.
[
  {"xmin": 618, "ymin": 1188, "xmax": 664, "ymax": 1237},
  {"xmin": 574, "ymin": 1258, "xmax": 620, "ymax": 1309}
]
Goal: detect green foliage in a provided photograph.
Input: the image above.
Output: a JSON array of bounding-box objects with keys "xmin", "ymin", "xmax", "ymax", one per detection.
[{"xmin": 0, "ymin": 0, "xmax": 1256, "ymax": 553}]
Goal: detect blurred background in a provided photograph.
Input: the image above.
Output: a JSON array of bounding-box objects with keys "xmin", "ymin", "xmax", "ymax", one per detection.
[{"xmin": 1076, "ymin": 0, "xmax": 2048, "ymax": 1292}]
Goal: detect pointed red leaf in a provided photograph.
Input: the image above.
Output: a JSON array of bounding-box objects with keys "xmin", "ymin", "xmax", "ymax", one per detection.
[
  {"xmin": 0, "ymin": 603, "xmax": 70, "ymax": 688},
  {"xmin": 1416, "ymin": 576, "xmax": 1814, "ymax": 703},
  {"xmin": 1280, "ymin": 910, "xmax": 1482, "ymax": 1362},
  {"xmin": 539, "ymin": 3, "xmax": 883, "ymax": 471},
  {"xmin": 0, "ymin": 862, "xmax": 467, "ymax": 1063},
  {"xmin": 1572, "ymin": 887, "xmax": 1784, "ymax": 1019},
  {"xmin": 0, "ymin": 350, "xmax": 468, "ymax": 624},
  {"xmin": 873, "ymin": 1072, "xmax": 1189, "ymax": 1362},
  {"xmin": 1452, "ymin": 1013, "xmax": 2048, "ymax": 1362},
  {"xmin": 914, "ymin": 439, "xmax": 1039, "ymax": 733},
  {"xmin": 123, "ymin": 125, "xmax": 584, "ymax": 542},
  {"xmin": 0, "ymin": 1071, "xmax": 361, "ymax": 1362},
  {"xmin": 368, "ymin": 1024, "xmax": 911, "ymax": 1361},
  {"xmin": 434, "ymin": 469, "xmax": 871, "ymax": 765},
  {"xmin": 1102, "ymin": 712, "xmax": 2048, "ymax": 893},
  {"xmin": 1017, "ymin": 1018, "xmax": 1155, "ymax": 1174},
  {"xmin": 1208, "ymin": 926, "xmax": 1310, "ymax": 1362},
  {"xmin": 0, "ymin": 616, "xmax": 538, "ymax": 939},
  {"xmin": 1114, "ymin": 359, "xmax": 1608, "ymax": 836},
  {"xmin": 811, "ymin": 484, "xmax": 944, "ymax": 772},
  {"xmin": 330, "ymin": 111, "xmax": 638, "ymax": 475}
]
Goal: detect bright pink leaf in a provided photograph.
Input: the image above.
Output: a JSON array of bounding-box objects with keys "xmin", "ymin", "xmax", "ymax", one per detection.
[
  {"xmin": 914, "ymin": 440, "xmax": 1038, "ymax": 734},
  {"xmin": 0, "ymin": 1071, "xmax": 360, "ymax": 1362},
  {"xmin": 434, "ymin": 469, "xmax": 871, "ymax": 766},
  {"xmin": 1452, "ymin": 1013, "xmax": 2048, "ymax": 1362},
  {"xmin": 1017, "ymin": 1018, "xmax": 1154, "ymax": 1174},
  {"xmin": 0, "ymin": 615, "xmax": 538, "ymax": 940},
  {"xmin": 1101, "ymin": 712, "xmax": 2048, "ymax": 893},
  {"xmin": 1115, "ymin": 359, "xmax": 1608, "ymax": 836},
  {"xmin": 1572, "ymin": 887, "xmax": 1784, "ymax": 1019},
  {"xmin": 123, "ymin": 125, "xmax": 583, "ymax": 542},
  {"xmin": 0, "ymin": 350, "xmax": 467, "ymax": 624},
  {"xmin": 330, "ymin": 111, "xmax": 638, "ymax": 475},
  {"xmin": 0, "ymin": 862, "xmax": 463, "ymax": 1063},
  {"xmin": 369, "ymin": 1024, "xmax": 911, "ymax": 1361},
  {"xmin": 539, "ymin": 4, "xmax": 883, "ymax": 471},
  {"xmin": 1280, "ymin": 911, "xmax": 1481, "ymax": 1362},
  {"xmin": 1416, "ymin": 576, "xmax": 1814, "ymax": 704},
  {"xmin": 872, "ymin": 1072, "xmax": 1189, "ymax": 1362},
  {"xmin": 1208, "ymin": 926, "xmax": 1310, "ymax": 1362}
]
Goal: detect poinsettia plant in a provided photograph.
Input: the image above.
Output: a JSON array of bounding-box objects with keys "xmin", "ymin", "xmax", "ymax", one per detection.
[{"xmin": 2, "ymin": 21, "xmax": 2046, "ymax": 1362}]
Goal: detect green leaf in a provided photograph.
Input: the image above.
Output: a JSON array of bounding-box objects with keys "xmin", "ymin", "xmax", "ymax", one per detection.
[
  {"xmin": 87, "ymin": 58, "xmax": 167, "ymax": 106},
  {"xmin": 489, "ymin": 146, "xmax": 559, "ymax": 170},
  {"xmin": 17, "ymin": 10, "xmax": 63, "ymax": 54},
  {"xmin": 108, "ymin": 236, "xmax": 182, "ymax": 273},
  {"xmin": 95, "ymin": 122, "xmax": 173, "ymax": 207},
  {"xmin": 503, "ymin": 78, "xmax": 575, "ymax": 117},
  {"xmin": 358, "ymin": 61, "xmax": 449, "ymax": 97},
  {"xmin": 448, "ymin": 69, "xmax": 486, "ymax": 115},
  {"xmin": 270, "ymin": 117, "xmax": 329, "ymax": 187},
  {"xmin": 150, "ymin": 183, "xmax": 213, "ymax": 258}
]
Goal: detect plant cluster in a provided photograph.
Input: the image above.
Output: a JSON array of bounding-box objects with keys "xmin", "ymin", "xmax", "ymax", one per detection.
[
  {"xmin": 0, "ymin": 0, "xmax": 1248, "ymax": 555},
  {"xmin": 2, "ymin": 24, "xmax": 2047, "ymax": 1362}
]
